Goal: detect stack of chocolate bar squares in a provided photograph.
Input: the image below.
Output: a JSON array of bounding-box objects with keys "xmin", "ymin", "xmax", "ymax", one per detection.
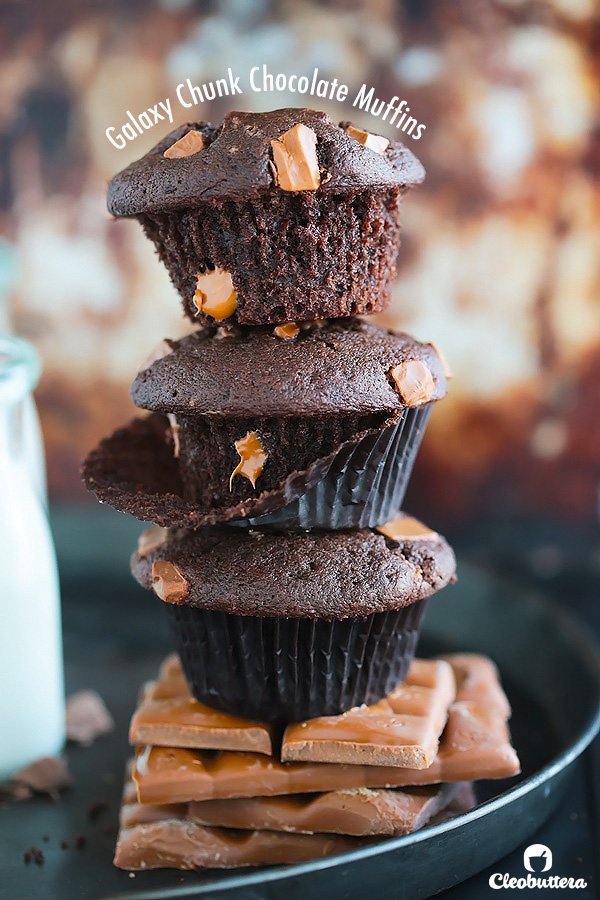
[
  {"xmin": 115, "ymin": 653, "xmax": 519, "ymax": 869},
  {"xmin": 83, "ymin": 108, "xmax": 520, "ymax": 871}
]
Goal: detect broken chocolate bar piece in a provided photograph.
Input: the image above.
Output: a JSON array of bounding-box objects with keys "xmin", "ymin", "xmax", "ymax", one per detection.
[
  {"xmin": 9, "ymin": 756, "xmax": 72, "ymax": 800},
  {"xmin": 282, "ymin": 659, "xmax": 455, "ymax": 768},
  {"xmin": 66, "ymin": 690, "xmax": 114, "ymax": 746},
  {"xmin": 129, "ymin": 655, "xmax": 274, "ymax": 755},
  {"xmin": 129, "ymin": 655, "xmax": 452, "ymax": 764},
  {"xmin": 428, "ymin": 782, "xmax": 477, "ymax": 826},
  {"xmin": 133, "ymin": 655, "xmax": 519, "ymax": 804},
  {"xmin": 115, "ymin": 763, "xmax": 473, "ymax": 869},
  {"xmin": 188, "ymin": 783, "xmax": 462, "ymax": 837},
  {"xmin": 115, "ymin": 819, "xmax": 366, "ymax": 871},
  {"xmin": 116, "ymin": 764, "xmax": 366, "ymax": 872}
]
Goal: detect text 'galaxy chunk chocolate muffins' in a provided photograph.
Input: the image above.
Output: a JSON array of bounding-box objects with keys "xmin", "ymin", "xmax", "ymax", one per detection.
[
  {"xmin": 107, "ymin": 109, "xmax": 424, "ymax": 326},
  {"xmin": 77, "ymin": 107, "xmax": 500, "ymax": 872}
]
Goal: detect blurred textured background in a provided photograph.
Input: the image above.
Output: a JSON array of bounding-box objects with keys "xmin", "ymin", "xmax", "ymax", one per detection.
[{"xmin": 1, "ymin": 0, "xmax": 599, "ymax": 561}]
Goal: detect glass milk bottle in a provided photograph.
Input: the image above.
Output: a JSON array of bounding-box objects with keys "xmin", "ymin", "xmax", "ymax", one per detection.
[{"xmin": 0, "ymin": 336, "xmax": 64, "ymax": 778}]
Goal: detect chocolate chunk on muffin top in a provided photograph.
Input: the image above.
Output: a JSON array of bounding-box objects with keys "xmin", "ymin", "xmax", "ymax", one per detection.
[
  {"xmin": 107, "ymin": 108, "xmax": 425, "ymax": 216},
  {"xmin": 130, "ymin": 519, "xmax": 456, "ymax": 619},
  {"xmin": 130, "ymin": 320, "xmax": 448, "ymax": 418}
]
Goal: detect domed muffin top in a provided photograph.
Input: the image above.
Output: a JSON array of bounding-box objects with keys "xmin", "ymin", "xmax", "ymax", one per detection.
[
  {"xmin": 107, "ymin": 108, "xmax": 425, "ymax": 216},
  {"xmin": 131, "ymin": 520, "xmax": 456, "ymax": 619},
  {"xmin": 130, "ymin": 319, "xmax": 448, "ymax": 418}
]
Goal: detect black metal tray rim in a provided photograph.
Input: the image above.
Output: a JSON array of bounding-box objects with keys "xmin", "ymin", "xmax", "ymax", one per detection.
[{"xmin": 111, "ymin": 597, "xmax": 600, "ymax": 900}]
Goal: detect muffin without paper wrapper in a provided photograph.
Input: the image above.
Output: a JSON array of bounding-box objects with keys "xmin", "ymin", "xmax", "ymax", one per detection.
[
  {"xmin": 81, "ymin": 320, "xmax": 448, "ymax": 531},
  {"xmin": 107, "ymin": 108, "xmax": 425, "ymax": 326},
  {"xmin": 130, "ymin": 519, "xmax": 456, "ymax": 723}
]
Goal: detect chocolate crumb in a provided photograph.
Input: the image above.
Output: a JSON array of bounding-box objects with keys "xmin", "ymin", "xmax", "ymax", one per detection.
[
  {"xmin": 74, "ymin": 834, "xmax": 87, "ymax": 849},
  {"xmin": 87, "ymin": 800, "xmax": 109, "ymax": 821},
  {"xmin": 26, "ymin": 847, "xmax": 44, "ymax": 866},
  {"xmin": 60, "ymin": 840, "xmax": 69, "ymax": 850},
  {"xmin": 42, "ymin": 834, "xmax": 49, "ymax": 842}
]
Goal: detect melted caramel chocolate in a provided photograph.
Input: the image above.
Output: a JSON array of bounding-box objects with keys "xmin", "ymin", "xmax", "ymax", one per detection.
[
  {"xmin": 229, "ymin": 430, "xmax": 267, "ymax": 489},
  {"xmin": 273, "ymin": 322, "xmax": 300, "ymax": 340},
  {"xmin": 193, "ymin": 268, "xmax": 237, "ymax": 320}
]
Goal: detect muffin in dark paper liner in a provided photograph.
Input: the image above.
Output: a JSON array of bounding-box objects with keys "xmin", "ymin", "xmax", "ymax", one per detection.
[
  {"xmin": 107, "ymin": 108, "xmax": 424, "ymax": 326},
  {"xmin": 81, "ymin": 406, "xmax": 430, "ymax": 531},
  {"xmin": 82, "ymin": 320, "xmax": 447, "ymax": 531},
  {"xmin": 130, "ymin": 521, "xmax": 456, "ymax": 722}
]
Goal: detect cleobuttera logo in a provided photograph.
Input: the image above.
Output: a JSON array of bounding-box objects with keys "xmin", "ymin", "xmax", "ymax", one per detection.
[
  {"xmin": 489, "ymin": 842, "xmax": 587, "ymax": 890},
  {"xmin": 524, "ymin": 844, "xmax": 552, "ymax": 873}
]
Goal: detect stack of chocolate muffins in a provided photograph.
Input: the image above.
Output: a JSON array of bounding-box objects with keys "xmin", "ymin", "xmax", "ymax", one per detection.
[{"xmin": 83, "ymin": 108, "xmax": 520, "ymax": 871}]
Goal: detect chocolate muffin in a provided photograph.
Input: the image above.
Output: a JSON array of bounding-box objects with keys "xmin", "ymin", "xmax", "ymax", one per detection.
[
  {"xmin": 131, "ymin": 518, "xmax": 456, "ymax": 722},
  {"xmin": 107, "ymin": 108, "xmax": 425, "ymax": 326},
  {"xmin": 83, "ymin": 320, "xmax": 448, "ymax": 530}
]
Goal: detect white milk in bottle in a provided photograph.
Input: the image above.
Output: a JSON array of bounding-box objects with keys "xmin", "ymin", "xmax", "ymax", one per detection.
[{"xmin": 0, "ymin": 336, "xmax": 64, "ymax": 778}]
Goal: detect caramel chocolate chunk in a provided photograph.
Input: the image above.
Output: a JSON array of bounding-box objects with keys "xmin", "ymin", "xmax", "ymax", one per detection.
[
  {"xmin": 151, "ymin": 561, "xmax": 188, "ymax": 603},
  {"xmin": 274, "ymin": 322, "xmax": 300, "ymax": 341},
  {"xmin": 189, "ymin": 783, "xmax": 459, "ymax": 837},
  {"xmin": 66, "ymin": 691, "xmax": 114, "ymax": 746},
  {"xmin": 229, "ymin": 431, "xmax": 267, "ymax": 490},
  {"xmin": 281, "ymin": 659, "xmax": 455, "ymax": 768},
  {"xmin": 133, "ymin": 655, "xmax": 519, "ymax": 804},
  {"xmin": 193, "ymin": 269, "xmax": 237, "ymax": 320},
  {"xmin": 346, "ymin": 126, "xmax": 390, "ymax": 155},
  {"xmin": 271, "ymin": 124, "xmax": 321, "ymax": 191},
  {"xmin": 129, "ymin": 655, "xmax": 273, "ymax": 755},
  {"xmin": 166, "ymin": 413, "xmax": 180, "ymax": 458},
  {"xmin": 375, "ymin": 517, "xmax": 439, "ymax": 543},
  {"xmin": 163, "ymin": 129, "xmax": 205, "ymax": 159},
  {"xmin": 137, "ymin": 526, "xmax": 168, "ymax": 559},
  {"xmin": 390, "ymin": 360, "xmax": 436, "ymax": 406},
  {"xmin": 429, "ymin": 341, "xmax": 453, "ymax": 379}
]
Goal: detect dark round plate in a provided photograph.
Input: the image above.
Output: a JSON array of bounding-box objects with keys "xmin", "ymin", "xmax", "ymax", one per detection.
[{"xmin": 4, "ymin": 563, "xmax": 600, "ymax": 900}]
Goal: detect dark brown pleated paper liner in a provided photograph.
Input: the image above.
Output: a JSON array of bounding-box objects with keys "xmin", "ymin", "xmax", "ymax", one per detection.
[
  {"xmin": 164, "ymin": 599, "xmax": 428, "ymax": 724},
  {"xmin": 232, "ymin": 405, "xmax": 431, "ymax": 531},
  {"xmin": 81, "ymin": 407, "xmax": 431, "ymax": 531}
]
